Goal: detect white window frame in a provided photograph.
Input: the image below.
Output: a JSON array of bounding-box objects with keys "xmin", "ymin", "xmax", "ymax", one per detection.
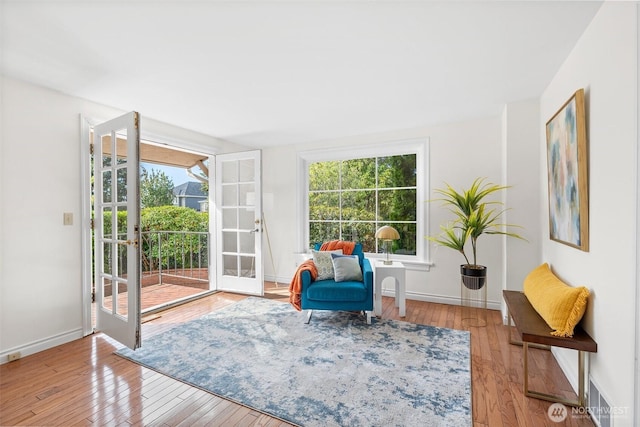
[{"xmin": 296, "ymin": 138, "xmax": 430, "ymax": 267}]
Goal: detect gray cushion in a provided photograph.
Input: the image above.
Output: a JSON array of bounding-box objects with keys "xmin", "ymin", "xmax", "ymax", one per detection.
[
  {"xmin": 312, "ymin": 249, "xmax": 343, "ymax": 280},
  {"xmin": 331, "ymin": 253, "xmax": 363, "ymax": 282}
]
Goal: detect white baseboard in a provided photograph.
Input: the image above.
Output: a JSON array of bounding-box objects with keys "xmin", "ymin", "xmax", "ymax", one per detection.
[
  {"xmin": 383, "ymin": 289, "xmax": 502, "ymax": 311},
  {"xmin": 266, "ymin": 274, "xmax": 502, "ymax": 311},
  {"xmin": 1, "ymin": 328, "xmax": 84, "ymax": 365},
  {"xmin": 552, "ymin": 347, "xmax": 579, "ymax": 394},
  {"xmin": 265, "ymin": 274, "xmax": 291, "ymax": 286}
]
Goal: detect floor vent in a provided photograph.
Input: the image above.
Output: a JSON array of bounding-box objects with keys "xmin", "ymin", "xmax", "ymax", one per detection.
[{"xmin": 588, "ymin": 378, "xmax": 612, "ymax": 427}]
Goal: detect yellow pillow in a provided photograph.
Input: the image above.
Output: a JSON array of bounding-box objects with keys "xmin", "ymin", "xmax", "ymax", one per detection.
[{"xmin": 523, "ymin": 263, "xmax": 589, "ymax": 337}]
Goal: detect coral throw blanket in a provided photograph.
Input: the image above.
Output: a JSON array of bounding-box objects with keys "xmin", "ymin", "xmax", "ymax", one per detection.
[
  {"xmin": 320, "ymin": 240, "xmax": 355, "ymax": 255},
  {"xmin": 288, "ymin": 240, "xmax": 356, "ymax": 311},
  {"xmin": 288, "ymin": 260, "xmax": 317, "ymax": 311}
]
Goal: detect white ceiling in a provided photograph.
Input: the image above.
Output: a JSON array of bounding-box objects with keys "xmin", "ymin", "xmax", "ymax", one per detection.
[{"xmin": 1, "ymin": 1, "xmax": 602, "ymax": 148}]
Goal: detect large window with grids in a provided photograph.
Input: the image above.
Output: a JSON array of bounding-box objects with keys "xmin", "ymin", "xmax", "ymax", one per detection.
[{"xmin": 301, "ymin": 140, "xmax": 427, "ymax": 260}]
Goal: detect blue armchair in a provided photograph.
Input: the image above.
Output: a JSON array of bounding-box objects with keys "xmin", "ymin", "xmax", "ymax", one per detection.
[{"xmin": 300, "ymin": 243, "xmax": 374, "ymax": 324}]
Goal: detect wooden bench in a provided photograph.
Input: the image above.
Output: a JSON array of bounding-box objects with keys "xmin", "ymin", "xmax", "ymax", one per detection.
[{"xmin": 503, "ymin": 290, "xmax": 597, "ymax": 407}]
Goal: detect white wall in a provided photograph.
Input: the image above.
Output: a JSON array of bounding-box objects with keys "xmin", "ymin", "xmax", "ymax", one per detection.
[
  {"xmin": 0, "ymin": 76, "xmax": 247, "ymax": 362},
  {"xmin": 262, "ymin": 114, "xmax": 537, "ymax": 310},
  {"xmin": 540, "ymin": 3, "xmax": 637, "ymax": 424},
  {"xmin": 501, "ymin": 100, "xmax": 542, "ymax": 310}
]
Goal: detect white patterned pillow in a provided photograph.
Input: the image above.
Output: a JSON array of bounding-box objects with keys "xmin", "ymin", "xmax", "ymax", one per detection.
[{"xmin": 312, "ymin": 249, "xmax": 343, "ymax": 280}]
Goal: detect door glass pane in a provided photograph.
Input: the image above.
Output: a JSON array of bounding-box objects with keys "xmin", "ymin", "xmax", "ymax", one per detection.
[
  {"xmin": 102, "ymin": 207, "xmax": 113, "ymax": 239},
  {"xmin": 116, "ymin": 281, "xmax": 128, "ymax": 317},
  {"xmin": 102, "ymin": 277, "xmax": 112, "ymax": 311},
  {"xmin": 223, "ymin": 231, "xmax": 237, "ymax": 252},
  {"xmin": 117, "ymin": 241, "xmax": 128, "ymax": 277},
  {"xmin": 239, "ymin": 184, "xmax": 254, "ymax": 208},
  {"xmin": 101, "ymin": 135, "xmax": 112, "ymax": 167},
  {"xmin": 222, "ymin": 208, "xmax": 237, "ymax": 228},
  {"xmin": 114, "ymin": 131, "xmax": 127, "ymax": 159},
  {"xmin": 222, "ymin": 185, "xmax": 237, "ymax": 206},
  {"xmin": 240, "ymin": 232, "xmax": 254, "ymax": 254},
  {"xmin": 115, "ymin": 206, "xmax": 127, "ymax": 241},
  {"xmin": 223, "ymin": 254, "xmax": 238, "ymax": 276},
  {"xmin": 239, "ymin": 208, "xmax": 254, "ymax": 231},
  {"xmin": 239, "ymin": 159, "xmax": 254, "ymax": 182},
  {"xmin": 240, "ymin": 256, "xmax": 255, "ymax": 278},
  {"xmin": 116, "ymin": 167, "xmax": 127, "ymax": 203},
  {"xmin": 103, "ymin": 242, "xmax": 112, "ymax": 275},
  {"xmin": 222, "ymin": 161, "xmax": 237, "ymax": 183},
  {"xmin": 102, "ymin": 170, "xmax": 112, "ymax": 203}
]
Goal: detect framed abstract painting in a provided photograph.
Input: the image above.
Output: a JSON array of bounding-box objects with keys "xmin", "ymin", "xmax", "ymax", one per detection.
[{"xmin": 546, "ymin": 88, "xmax": 589, "ymax": 251}]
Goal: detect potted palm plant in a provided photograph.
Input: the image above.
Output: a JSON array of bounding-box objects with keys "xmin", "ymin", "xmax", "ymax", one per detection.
[{"xmin": 428, "ymin": 177, "xmax": 525, "ymax": 289}]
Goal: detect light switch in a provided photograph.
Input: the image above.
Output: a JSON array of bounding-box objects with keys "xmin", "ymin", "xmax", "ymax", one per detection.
[{"xmin": 63, "ymin": 212, "xmax": 73, "ymax": 226}]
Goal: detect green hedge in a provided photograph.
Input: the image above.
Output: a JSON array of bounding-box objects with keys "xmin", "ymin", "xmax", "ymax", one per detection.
[{"xmin": 98, "ymin": 206, "xmax": 209, "ymax": 273}]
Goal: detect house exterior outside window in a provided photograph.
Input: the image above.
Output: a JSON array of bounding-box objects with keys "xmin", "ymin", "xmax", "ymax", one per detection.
[{"xmin": 173, "ymin": 181, "xmax": 207, "ymax": 211}]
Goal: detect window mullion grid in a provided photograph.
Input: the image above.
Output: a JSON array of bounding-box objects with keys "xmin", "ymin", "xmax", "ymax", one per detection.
[{"xmin": 306, "ymin": 150, "xmax": 420, "ymax": 257}]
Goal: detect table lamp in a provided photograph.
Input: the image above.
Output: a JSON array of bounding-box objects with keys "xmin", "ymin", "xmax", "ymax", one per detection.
[{"xmin": 375, "ymin": 225, "xmax": 400, "ymax": 265}]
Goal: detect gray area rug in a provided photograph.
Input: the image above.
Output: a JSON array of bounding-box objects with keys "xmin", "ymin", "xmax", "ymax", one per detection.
[{"xmin": 116, "ymin": 297, "xmax": 471, "ymax": 426}]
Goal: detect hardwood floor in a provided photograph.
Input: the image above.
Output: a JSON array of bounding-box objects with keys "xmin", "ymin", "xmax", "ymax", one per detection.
[{"xmin": 0, "ymin": 289, "xmax": 594, "ymax": 426}]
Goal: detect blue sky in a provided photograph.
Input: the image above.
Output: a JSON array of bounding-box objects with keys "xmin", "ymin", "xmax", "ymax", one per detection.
[{"xmin": 141, "ymin": 163, "xmax": 194, "ymax": 187}]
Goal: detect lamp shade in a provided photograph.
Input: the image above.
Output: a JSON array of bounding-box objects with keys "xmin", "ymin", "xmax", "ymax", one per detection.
[{"xmin": 375, "ymin": 225, "xmax": 400, "ymax": 240}]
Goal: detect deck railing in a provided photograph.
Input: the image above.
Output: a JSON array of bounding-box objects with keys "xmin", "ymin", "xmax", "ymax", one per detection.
[{"xmin": 140, "ymin": 231, "xmax": 209, "ymax": 286}]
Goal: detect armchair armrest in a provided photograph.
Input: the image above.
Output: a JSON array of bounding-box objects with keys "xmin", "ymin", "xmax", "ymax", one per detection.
[
  {"xmin": 301, "ymin": 269, "xmax": 313, "ymax": 290},
  {"xmin": 362, "ymin": 258, "xmax": 373, "ymax": 291}
]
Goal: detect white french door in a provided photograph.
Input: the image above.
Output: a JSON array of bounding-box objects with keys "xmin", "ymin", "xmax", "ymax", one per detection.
[
  {"xmin": 93, "ymin": 112, "xmax": 141, "ymax": 350},
  {"xmin": 215, "ymin": 150, "xmax": 263, "ymax": 295}
]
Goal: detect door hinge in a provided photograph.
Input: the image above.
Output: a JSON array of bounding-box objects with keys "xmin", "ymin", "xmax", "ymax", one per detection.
[
  {"xmin": 134, "ymin": 112, "xmax": 139, "ymax": 129},
  {"xmin": 90, "ymin": 143, "xmax": 94, "ymax": 155},
  {"xmin": 90, "ymin": 218, "xmax": 95, "ymax": 229}
]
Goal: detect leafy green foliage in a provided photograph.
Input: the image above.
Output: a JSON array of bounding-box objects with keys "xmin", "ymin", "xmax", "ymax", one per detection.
[
  {"xmin": 140, "ymin": 168, "xmax": 175, "ymax": 208},
  {"xmin": 101, "ymin": 210, "xmax": 128, "ymax": 239},
  {"xmin": 342, "ymin": 158, "xmax": 376, "ymax": 189},
  {"xmin": 140, "ymin": 206, "xmax": 209, "ymax": 270},
  {"xmin": 428, "ymin": 177, "xmax": 525, "ymax": 266},
  {"xmin": 99, "ymin": 206, "xmax": 209, "ymax": 273},
  {"xmin": 308, "ymin": 154, "xmax": 417, "ymax": 254},
  {"xmin": 140, "ymin": 206, "xmax": 208, "ymax": 232},
  {"xmin": 309, "ymin": 161, "xmax": 340, "ymax": 190}
]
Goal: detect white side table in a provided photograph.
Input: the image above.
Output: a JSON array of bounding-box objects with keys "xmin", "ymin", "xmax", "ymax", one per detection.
[{"xmin": 373, "ymin": 261, "xmax": 406, "ymax": 317}]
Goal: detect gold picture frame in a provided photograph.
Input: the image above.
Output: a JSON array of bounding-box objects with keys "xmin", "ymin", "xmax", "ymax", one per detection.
[{"xmin": 545, "ymin": 88, "xmax": 589, "ymax": 251}]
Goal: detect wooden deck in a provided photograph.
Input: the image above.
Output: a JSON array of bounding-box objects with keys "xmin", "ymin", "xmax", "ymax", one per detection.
[
  {"xmin": 99, "ymin": 271, "xmax": 211, "ymax": 318},
  {"xmin": 1, "ymin": 286, "xmax": 594, "ymax": 426}
]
